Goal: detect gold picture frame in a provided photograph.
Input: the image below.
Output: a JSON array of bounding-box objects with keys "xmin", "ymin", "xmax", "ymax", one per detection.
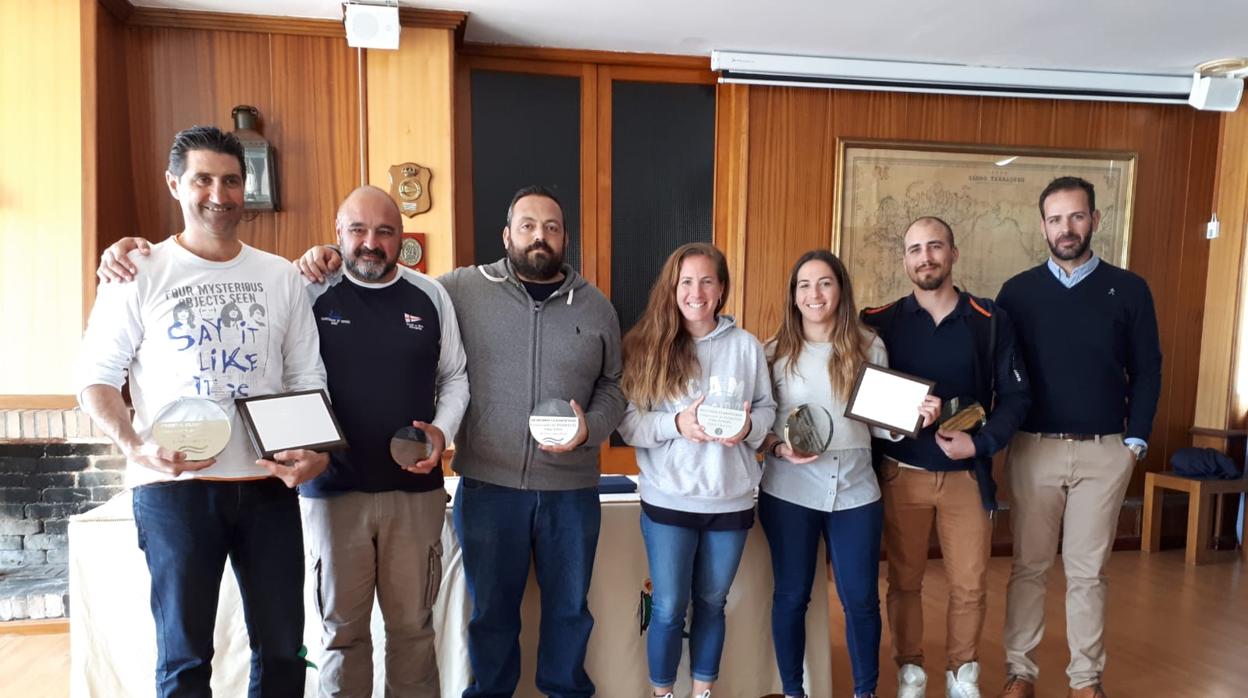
[{"xmin": 832, "ymin": 139, "xmax": 1137, "ymax": 309}]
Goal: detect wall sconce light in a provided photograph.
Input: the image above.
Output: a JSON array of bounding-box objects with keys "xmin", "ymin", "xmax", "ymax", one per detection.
[{"xmin": 231, "ymin": 105, "xmax": 280, "ymax": 212}]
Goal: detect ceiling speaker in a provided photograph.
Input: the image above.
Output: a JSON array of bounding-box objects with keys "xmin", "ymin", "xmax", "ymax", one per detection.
[{"xmin": 344, "ymin": 3, "xmax": 400, "ymax": 50}]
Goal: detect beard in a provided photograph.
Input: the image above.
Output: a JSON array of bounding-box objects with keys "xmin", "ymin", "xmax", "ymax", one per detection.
[
  {"xmin": 345, "ymin": 247, "xmax": 395, "ymax": 282},
  {"xmin": 1048, "ymin": 232, "xmax": 1092, "ymax": 261},
  {"xmin": 909, "ymin": 263, "xmax": 948, "ymax": 291},
  {"xmin": 508, "ymin": 240, "xmax": 563, "ymax": 280}
]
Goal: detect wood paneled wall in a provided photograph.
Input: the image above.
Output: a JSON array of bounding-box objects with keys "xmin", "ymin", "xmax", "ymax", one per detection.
[
  {"xmin": 93, "ymin": 1, "xmax": 136, "ymax": 288},
  {"xmin": 1194, "ymin": 100, "xmax": 1248, "ymax": 439},
  {"xmin": 0, "ymin": 0, "xmax": 84, "ymax": 397},
  {"xmin": 114, "ymin": 25, "xmax": 361, "ymax": 261},
  {"xmin": 367, "ymin": 27, "xmax": 457, "ymax": 275},
  {"xmin": 729, "ymin": 87, "xmax": 1222, "ymax": 489}
]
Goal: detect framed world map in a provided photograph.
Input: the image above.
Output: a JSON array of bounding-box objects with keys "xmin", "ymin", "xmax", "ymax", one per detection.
[{"xmin": 833, "ymin": 140, "xmax": 1137, "ymax": 309}]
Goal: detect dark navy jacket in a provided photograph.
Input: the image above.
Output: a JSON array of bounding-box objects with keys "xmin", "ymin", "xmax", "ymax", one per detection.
[{"xmin": 861, "ymin": 291, "xmax": 1030, "ymax": 510}]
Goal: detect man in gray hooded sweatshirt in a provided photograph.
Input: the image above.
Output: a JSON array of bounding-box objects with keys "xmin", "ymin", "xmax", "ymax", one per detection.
[{"xmin": 439, "ymin": 185, "xmax": 626, "ymax": 698}]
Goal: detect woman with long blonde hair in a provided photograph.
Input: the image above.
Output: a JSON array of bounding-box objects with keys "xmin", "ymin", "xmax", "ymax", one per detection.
[
  {"xmin": 618, "ymin": 242, "xmax": 776, "ymax": 698},
  {"xmin": 759, "ymin": 249, "xmax": 933, "ymax": 698}
]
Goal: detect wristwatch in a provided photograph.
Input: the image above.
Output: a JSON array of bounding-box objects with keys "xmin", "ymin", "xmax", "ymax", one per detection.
[
  {"xmin": 768, "ymin": 440, "xmax": 784, "ymax": 458},
  {"xmin": 1127, "ymin": 443, "xmax": 1147, "ymax": 461}
]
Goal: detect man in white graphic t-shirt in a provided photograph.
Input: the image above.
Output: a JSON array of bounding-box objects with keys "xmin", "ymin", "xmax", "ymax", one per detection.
[{"xmin": 76, "ymin": 125, "xmax": 328, "ymax": 697}]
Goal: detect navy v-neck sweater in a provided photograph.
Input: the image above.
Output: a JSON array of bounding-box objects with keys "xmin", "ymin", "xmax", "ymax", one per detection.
[{"xmin": 996, "ymin": 261, "xmax": 1161, "ymax": 441}]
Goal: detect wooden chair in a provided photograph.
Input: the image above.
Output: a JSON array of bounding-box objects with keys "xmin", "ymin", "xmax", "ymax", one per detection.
[{"xmin": 1142, "ymin": 471, "xmax": 1248, "ymax": 565}]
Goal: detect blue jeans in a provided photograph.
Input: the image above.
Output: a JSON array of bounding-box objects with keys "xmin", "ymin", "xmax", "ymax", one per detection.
[
  {"xmin": 452, "ymin": 478, "xmax": 601, "ymax": 698},
  {"xmin": 639, "ymin": 511, "xmax": 749, "ymax": 687},
  {"xmin": 131, "ymin": 478, "xmax": 306, "ymax": 698},
  {"xmin": 759, "ymin": 492, "xmax": 883, "ymax": 696}
]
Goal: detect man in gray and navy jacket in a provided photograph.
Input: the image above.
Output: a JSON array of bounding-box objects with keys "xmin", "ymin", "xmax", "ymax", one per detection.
[{"xmin": 861, "ymin": 216, "xmax": 1029, "ymax": 698}]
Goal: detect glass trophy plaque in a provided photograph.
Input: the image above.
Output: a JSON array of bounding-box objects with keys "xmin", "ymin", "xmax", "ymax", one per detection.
[
  {"xmin": 783, "ymin": 404, "xmax": 834, "ymax": 458},
  {"xmin": 150, "ymin": 397, "xmax": 231, "ymax": 460},
  {"xmin": 938, "ymin": 396, "xmax": 987, "ymax": 432},
  {"xmin": 528, "ymin": 398, "xmax": 580, "ymax": 446},
  {"xmin": 696, "ymin": 398, "xmax": 748, "ymax": 439},
  {"xmin": 390, "ymin": 425, "xmax": 432, "ymax": 466}
]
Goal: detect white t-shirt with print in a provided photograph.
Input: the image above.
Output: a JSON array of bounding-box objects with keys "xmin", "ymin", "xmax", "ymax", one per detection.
[{"xmin": 76, "ymin": 238, "xmax": 326, "ymax": 487}]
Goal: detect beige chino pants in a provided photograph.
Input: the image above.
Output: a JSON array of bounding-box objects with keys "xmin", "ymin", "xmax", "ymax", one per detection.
[
  {"xmin": 1002, "ymin": 432, "xmax": 1135, "ymax": 689},
  {"xmin": 302, "ymin": 488, "xmax": 447, "ymax": 698},
  {"xmin": 880, "ymin": 458, "xmax": 993, "ymax": 670}
]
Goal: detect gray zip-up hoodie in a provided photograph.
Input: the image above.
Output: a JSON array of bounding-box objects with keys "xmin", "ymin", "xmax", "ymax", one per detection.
[
  {"xmin": 617, "ymin": 316, "xmax": 777, "ymax": 513},
  {"xmin": 439, "ymin": 258, "xmax": 625, "ymax": 490}
]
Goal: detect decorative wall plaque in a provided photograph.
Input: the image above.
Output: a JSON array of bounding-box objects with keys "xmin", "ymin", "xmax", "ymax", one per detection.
[
  {"xmin": 399, "ymin": 232, "xmax": 427, "ymax": 272},
  {"xmin": 388, "ymin": 162, "xmax": 432, "ymax": 217}
]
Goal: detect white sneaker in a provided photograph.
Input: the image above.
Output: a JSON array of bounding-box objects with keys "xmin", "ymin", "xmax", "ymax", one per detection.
[
  {"xmin": 695, "ymin": 692, "xmax": 711, "ymax": 698},
  {"xmin": 945, "ymin": 661, "xmax": 981, "ymax": 698},
  {"xmin": 898, "ymin": 664, "xmax": 927, "ymax": 698}
]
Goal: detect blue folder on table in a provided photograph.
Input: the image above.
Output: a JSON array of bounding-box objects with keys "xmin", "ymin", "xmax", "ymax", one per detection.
[{"xmin": 598, "ymin": 475, "xmax": 637, "ymax": 494}]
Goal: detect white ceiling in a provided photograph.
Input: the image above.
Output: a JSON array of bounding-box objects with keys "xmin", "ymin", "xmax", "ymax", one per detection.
[{"xmin": 135, "ymin": 0, "xmax": 1248, "ymax": 76}]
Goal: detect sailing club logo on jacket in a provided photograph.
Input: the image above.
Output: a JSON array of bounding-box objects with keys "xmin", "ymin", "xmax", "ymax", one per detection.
[
  {"xmin": 318, "ymin": 309, "xmax": 351, "ymax": 326},
  {"xmin": 403, "ymin": 313, "xmax": 424, "ymax": 331}
]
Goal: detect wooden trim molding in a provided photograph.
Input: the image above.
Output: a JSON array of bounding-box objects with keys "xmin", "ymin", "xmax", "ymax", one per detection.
[
  {"xmin": 81, "ymin": 0, "xmax": 99, "ymax": 324},
  {"xmin": 1189, "ymin": 426, "xmax": 1248, "ymax": 438},
  {"xmin": 398, "ymin": 8, "xmax": 467, "ymax": 34},
  {"xmin": 124, "ymin": 6, "xmax": 466, "ymax": 38},
  {"xmin": 0, "ymin": 618, "xmax": 69, "ymax": 636},
  {"xmin": 713, "ymin": 82, "xmax": 750, "ymax": 322},
  {"xmin": 0, "ymin": 396, "xmax": 79, "ymax": 409},
  {"xmin": 460, "ymin": 43, "xmax": 710, "ymax": 70},
  {"xmin": 98, "ymin": 0, "xmax": 134, "ymax": 23},
  {"xmin": 128, "ymin": 8, "xmax": 344, "ymax": 36},
  {"xmin": 452, "ymin": 55, "xmax": 475, "ymax": 269}
]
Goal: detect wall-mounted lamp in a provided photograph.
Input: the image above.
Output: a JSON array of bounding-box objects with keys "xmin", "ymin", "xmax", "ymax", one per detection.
[{"xmin": 231, "ymin": 105, "xmax": 280, "ymax": 212}]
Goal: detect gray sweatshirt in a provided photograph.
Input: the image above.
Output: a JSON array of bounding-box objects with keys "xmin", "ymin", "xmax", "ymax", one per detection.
[
  {"xmin": 439, "ymin": 258, "xmax": 626, "ymax": 490},
  {"xmin": 617, "ymin": 316, "xmax": 777, "ymax": 513}
]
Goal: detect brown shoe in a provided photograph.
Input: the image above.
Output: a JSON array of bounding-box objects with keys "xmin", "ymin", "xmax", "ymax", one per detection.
[
  {"xmin": 999, "ymin": 676, "xmax": 1035, "ymax": 698},
  {"xmin": 1068, "ymin": 685, "xmax": 1108, "ymax": 698}
]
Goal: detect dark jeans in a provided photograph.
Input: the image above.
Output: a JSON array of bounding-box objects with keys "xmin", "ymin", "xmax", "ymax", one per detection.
[
  {"xmin": 759, "ymin": 492, "xmax": 884, "ymax": 696},
  {"xmin": 132, "ymin": 478, "xmax": 306, "ymax": 698},
  {"xmin": 452, "ymin": 478, "xmax": 601, "ymax": 698}
]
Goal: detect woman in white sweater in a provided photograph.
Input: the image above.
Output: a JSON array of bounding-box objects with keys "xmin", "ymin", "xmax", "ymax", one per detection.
[
  {"xmin": 617, "ymin": 242, "xmax": 776, "ymax": 698},
  {"xmin": 759, "ymin": 249, "xmax": 936, "ymax": 698}
]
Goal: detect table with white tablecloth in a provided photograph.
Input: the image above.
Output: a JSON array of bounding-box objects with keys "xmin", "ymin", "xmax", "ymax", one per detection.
[{"xmin": 69, "ymin": 478, "xmax": 832, "ymax": 697}]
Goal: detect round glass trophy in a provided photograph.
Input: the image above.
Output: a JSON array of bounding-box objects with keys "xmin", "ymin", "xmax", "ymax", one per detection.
[
  {"xmin": 390, "ymin": 425, "xmax": 432, "ymax": 467},
  {"xmin": 938, "ymin": 396, "xmax": 987, "ymax": 432},
  {"xmin": 528, "ymin": 398, "xmax": 580, "ymax": 446},
  {"xmin": 696, "ymin": 397, "xmax": 748, "ymax": 439},
  {"xmin": 150, "ymin": 397, "xmax": 231, "ymax": 459},
  {"xmin": 783, "ymin": 404, "xmax": 834, "ymax": 458}
]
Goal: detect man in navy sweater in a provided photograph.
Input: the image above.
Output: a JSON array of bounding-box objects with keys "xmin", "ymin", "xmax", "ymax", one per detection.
[{"xmin": 994, "ymin": 177, "xmax": 1161, "ymax": 698}]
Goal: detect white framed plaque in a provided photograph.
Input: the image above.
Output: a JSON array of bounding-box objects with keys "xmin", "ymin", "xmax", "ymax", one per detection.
[
  {"xmin": 844, "ymin": 363, "xmax": 935, "ymax": 439},
  {"xmin": 235, "ymin": 390, "xmax": 347, "ymax": 459}
]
